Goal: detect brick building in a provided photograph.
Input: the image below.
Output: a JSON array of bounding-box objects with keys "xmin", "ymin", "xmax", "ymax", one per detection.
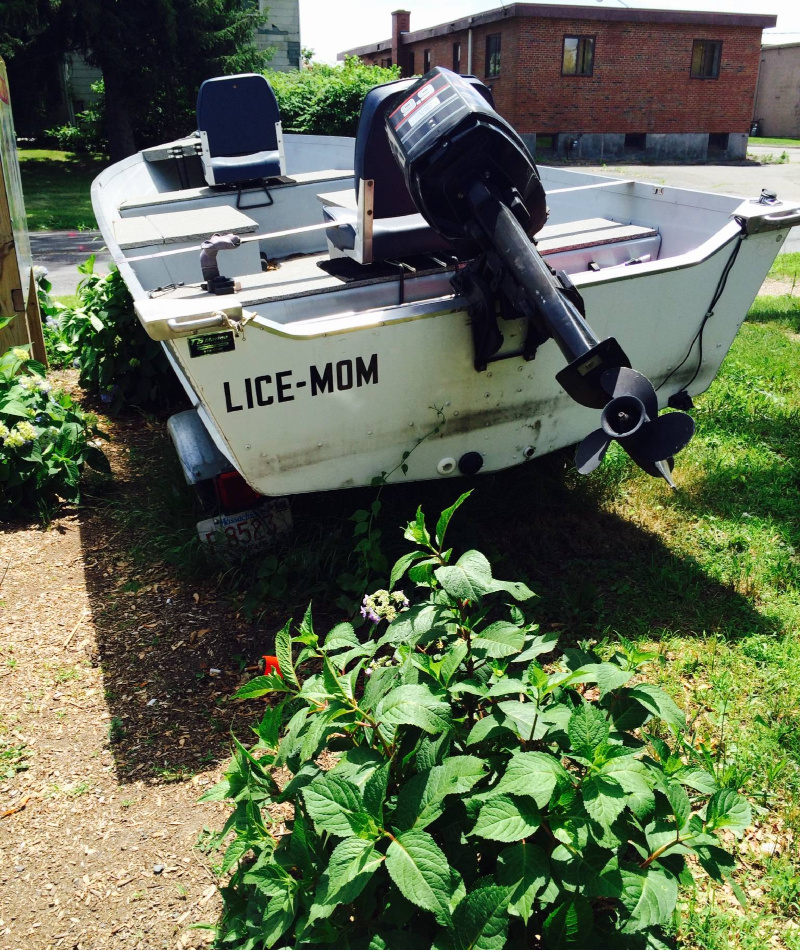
[
  {"xmin": 753, "ymin": 43, "xmax": 800, "ymax": 139},
  {"xmin": 341, "ymin": 4, "xmax": 776, "ymax": 162}
]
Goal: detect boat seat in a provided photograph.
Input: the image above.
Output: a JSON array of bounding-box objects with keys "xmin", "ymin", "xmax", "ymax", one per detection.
[
  {"xmin": 196, "ymin": 74, "xmax": 286, "ymax": 187},
  {"xmin": 323, "ymin": 76, "xmax": 494, "ymax": 265},
  {"xmin": 537, "ymin": 217, "xmax": 661, "ymax": 272}
]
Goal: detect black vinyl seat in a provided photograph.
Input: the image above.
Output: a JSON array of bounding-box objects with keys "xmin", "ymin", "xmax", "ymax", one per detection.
[
  {"xmin": 323, "ymin": 76, "xmax": 494, "ymax": 264},
  {"xmin": 196, "ymin": 73, "xmax": 285, "ymax": 186}
]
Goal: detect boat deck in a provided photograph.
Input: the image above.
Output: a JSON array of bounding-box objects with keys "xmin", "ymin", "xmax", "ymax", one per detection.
[{"xmin": 143, "ymin": 214, "xmax": 661, "ymax": 312}]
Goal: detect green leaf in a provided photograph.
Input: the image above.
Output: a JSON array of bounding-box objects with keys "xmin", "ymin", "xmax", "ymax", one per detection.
[
  {"xmin": 302, "ymin": 774, "xmax": 367, "ymax": 838},
  {"xmin": 628, "ymin": 685, "xmax": 685, "ymax": 731},
  {"xmin": 313, "ymin": 838, "xmax": 384, "ymax": 910},
  {"xmin": 233, "ymin": 673, "xmax": 291, "ymax": 700},
  {"xmin": 493, "ymin": 751, "xmax": 566, "ymax": 808},
  {"xmin": 275, "ymin": 620, "xmax": 299, "ymax": 688},
  {"xmin": 496, "ymin": 842, "xmax": 549, "ymax": 924},
  {"xmin": 705, "ymin": 789, "xmax": 752, "ymax": 837},
  {"xmin": 567, "ymin": 703, "xmax": 609, "ymax": 761},
  {"xmin": 221, "ymin": 835, "xmax": 252, "ymax": 874},
  {"xmin": 363, "ymin": 762, "xmax": 390, "ymax": 823},
  {"xmin": 664, "ymin": 782, "xmax": 691, "ymax": 830},
  {"xmin": 435, "ymin": 491, "xmax": 472, "ymax": 548},
  {"xmin": 385, "ymin": 830, "xmax": 454, "ymax": 921},
  {"xmin": 404, "ymin": 506, "xmax": 431, "ymax": 547},
  {"xmin": 574, "ymin": 662, "xmax": 633, "ymax": 697},
  {"xmin": 582, "ymin": 774, "xmax": 626, "ymax": 829},
  {"xmin": 620, "ymin": 867, "xmax": 678, "ymax": 932},
  {"xmin": 440, "ymin": 640, "xmax": 469, "ymax": 686},
  {"xmin": 514, "ymin": 631, "xmax": 559, "ymax": 663},
  {"xmin": 324, "ymin": 622, "xmax": 359, "ymax": 651},
  {"xmin": 496, "ymin": 701, "xmax": 546, "ymax": 741},
  {"xmin": 390, "ymin": 551, "xmax": 426, "ymax": 588},
  {"xmin": 543, "ymin": 895, "xmax": 593, "ymax": 949},
  {"xmin": 394, "ymin": 756, "xmax": 486, "ymax": 831},
  {"xmin": 435, "ymin": 551, "xmax": 534, "ymax": 603},
  {"xmin": 451, "ymin": 884, "xmax": 509, "ymax": 950},
  {"xmin": 375, "ymin": 684, "xmax": 452, "ymax": 736},
  {"xmin": 472, "ymin": 622, "xmax": 525, "ymax": 658},
  {"xmin": 471, "ymin": 795, "xmax": 541, "ymax": 842},
  {"xmin": 673, "ymin": 766, "xmax": 717, "ymax": 795},
  {"xmin": 600, "ymin": 757, "xmax": 655, "ymax": 820},
  {"xmin": 693, "ymin": 843, "xmax": 737, "ymax": 882},
  {"xmin": 261, "ymin": 892, "xmax": 296, "ymax": 947}
]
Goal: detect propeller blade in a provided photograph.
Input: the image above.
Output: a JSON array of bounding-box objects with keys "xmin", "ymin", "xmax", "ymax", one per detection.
[
  {"xmin": 626, "ymin": 454, "xmax": 677, "ymax": 488},
  {"xmin": 601, "ymin": 367, "xmax": 659, "ymax": 421},
  {"xmin": 625, "ymin": 411, "xmax": 695, "ymax": 462},
  {"xmin": 575, "ymin": 427, "xmax": 612, "ymax": 475}
]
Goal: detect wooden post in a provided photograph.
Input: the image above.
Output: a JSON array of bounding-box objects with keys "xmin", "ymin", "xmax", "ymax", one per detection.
[{"xmin": 0, "ymin": 56, "xmax": 47, "ymax": 365}]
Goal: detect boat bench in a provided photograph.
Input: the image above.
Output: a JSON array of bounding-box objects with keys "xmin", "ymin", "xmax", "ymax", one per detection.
[
  {"xmin": 114, "ymin": 205, "xmax": 261, "ymax": 288},
  {"xmin": 537, "ymin": 217, "xmax": 661, "ymax": 272}
]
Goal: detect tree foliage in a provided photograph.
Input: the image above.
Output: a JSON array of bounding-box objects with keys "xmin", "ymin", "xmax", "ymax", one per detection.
[
  {"xmin": 3, "ymin": 0, "xmax": 269, "ymax": 159},
  {"xmin": 267, "ymin": 56, "xmax": 401, "ymax": 137}
]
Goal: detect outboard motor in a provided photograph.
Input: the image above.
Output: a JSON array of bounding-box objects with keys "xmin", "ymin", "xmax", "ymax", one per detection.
[{"xmin": 385, "ymin": 67, "xmax": 694, "ymax": 485}]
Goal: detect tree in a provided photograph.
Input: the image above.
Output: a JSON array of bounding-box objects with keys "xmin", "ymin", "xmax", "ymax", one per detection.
[{"xmin": 3, "ymin": 0, "xmax": 270, "ymax": 161}]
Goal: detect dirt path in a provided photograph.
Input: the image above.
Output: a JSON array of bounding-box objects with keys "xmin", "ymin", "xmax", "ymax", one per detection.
[{"xmin": 0, "ymin": 405, "xmax": 271, "ymax": 950}]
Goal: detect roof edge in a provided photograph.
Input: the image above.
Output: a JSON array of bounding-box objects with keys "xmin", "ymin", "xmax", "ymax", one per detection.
[{"xmin": 339, "ymin": 3, "xmax": 778, "ymax": 58}]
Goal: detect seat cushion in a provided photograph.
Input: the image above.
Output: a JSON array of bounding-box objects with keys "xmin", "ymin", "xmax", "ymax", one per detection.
[
  {"xmin": 324, "ymin": 206, "xmax": 453, "ymax": 260},
  {"xmin": 205, "ymin": 150, "xmax": 282, "ymax": 185}
]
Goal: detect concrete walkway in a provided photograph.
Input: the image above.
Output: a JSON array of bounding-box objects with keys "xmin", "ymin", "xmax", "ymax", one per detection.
[{"xmin": 29, "ymin": 230, "xmax": 112, "ymax": 297}]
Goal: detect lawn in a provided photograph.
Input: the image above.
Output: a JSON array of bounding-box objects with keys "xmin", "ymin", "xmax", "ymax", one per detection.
[
  {"xmin": 750, "ymin": 137, "xmax": 800, "ymax": 148},
  {"xmin": 18, "ymin": 148, "xmax": 106, "ymax": 231}
]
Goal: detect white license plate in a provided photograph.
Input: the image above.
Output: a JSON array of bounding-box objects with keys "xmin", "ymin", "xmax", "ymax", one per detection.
[{"xmin": 197, "ymin": 499, "xmax": 292, "ymax": 549}]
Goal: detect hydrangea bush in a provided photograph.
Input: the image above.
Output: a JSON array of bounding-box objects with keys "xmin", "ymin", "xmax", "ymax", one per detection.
[
  {"xmin": 0, "ymin": 338, "xmax": 108, "ymax": 517},
  {"xmin": 204, "ymin": 493, "xmax": 751, "ymax": 950}
]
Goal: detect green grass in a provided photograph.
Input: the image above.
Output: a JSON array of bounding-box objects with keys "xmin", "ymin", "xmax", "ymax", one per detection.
[
  {"xmin": 750, "ymin": 137, "xmax": 800, "ymax": 148},
  {"xmin": 18, "ymin": 149, "xmax": 106, "ymax": 231},
  {"xmin": 767, "ymin": 252, "xmax": 800, "ymax": 282}
]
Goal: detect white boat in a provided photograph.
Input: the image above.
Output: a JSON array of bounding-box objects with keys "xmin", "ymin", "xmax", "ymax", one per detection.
[{"xmin": 92, "ymin": 69, "xmax": 800, "ymax": 512}]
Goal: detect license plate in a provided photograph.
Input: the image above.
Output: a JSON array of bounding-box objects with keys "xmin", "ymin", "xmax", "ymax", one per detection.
[{"xmin": 197, "ymin": 499, "xmax": 292, "ymax": 549}]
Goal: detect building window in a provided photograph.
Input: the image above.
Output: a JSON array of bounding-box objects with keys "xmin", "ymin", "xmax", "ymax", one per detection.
[
  {"xmin": 624, "ymin": 133, "xmax": 647, "ymax": 151},
  {"xmin": 691, "ymin": 39, "xmax": 722, "ymax": 78},
  {"xmin": 407, "ymin": 51, "xmax": 415, "ymax": 75},
  {"xmin": 708, "ymin": 132, "xmax": 729, "ymax": 152},
  {"xmin": 453, "ymin": 42, "xmax": 461, "ymax": 72},
  {"xmin": 562, "ymin": 36, "xmax": 595, "ymax": 76},
  {"xmin": 486, "ymin": 33, "xmax": 501, "ymax": 77},
  {"xmin": 423, "ymin": 48, "xmax": 431, "ymax": 73},
  {"xmin": 381, "ymin": 57, "xmax": 392, "ymax": 68}
]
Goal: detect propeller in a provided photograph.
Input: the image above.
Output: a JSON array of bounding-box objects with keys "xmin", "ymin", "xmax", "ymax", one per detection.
[{"xmin": 574, "ymin": 368, "xmax": 694, "ymax": 487}]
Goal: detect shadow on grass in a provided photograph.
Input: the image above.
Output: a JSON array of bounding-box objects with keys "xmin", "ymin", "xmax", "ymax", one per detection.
[{"xmin": 75, "ymin": 412, "xmax": 775, "ymax": 787}]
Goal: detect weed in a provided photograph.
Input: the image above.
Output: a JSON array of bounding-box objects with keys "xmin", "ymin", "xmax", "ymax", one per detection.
[{"xmin": 0, "ymin": 740, "xmax": 30, "ymax": 779}]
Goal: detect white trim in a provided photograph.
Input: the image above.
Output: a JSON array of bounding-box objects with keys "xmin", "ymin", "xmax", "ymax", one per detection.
[
  {"xmin": 276, "ymin": 121, "xmax": 287, "ymax": 176},
  {"xmin": 198, "ymin": 129, "xmax": 215, "ymax": 185}
]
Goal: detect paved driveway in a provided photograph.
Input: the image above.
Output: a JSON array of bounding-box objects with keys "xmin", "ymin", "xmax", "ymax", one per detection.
[{"xmin": 29, "ymin": 230, "xmax": 112, "ymax": 297}]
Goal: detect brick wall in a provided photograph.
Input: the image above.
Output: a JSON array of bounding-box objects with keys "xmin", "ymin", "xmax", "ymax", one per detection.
[{"xmin": 356, "ymin": 13, "xmax": 763, "ymax": 136}]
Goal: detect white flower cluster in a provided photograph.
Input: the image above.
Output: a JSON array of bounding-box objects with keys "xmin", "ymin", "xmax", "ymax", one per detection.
[
  {"xmin": 18, "ymin": 375, "xmax": 51, "ymax": 394},
  {"xmin": 1, "ymin": 420, "xmax": 38, "ymax": 449},
  {"xmin": 360, "ymin": 589, "xmax": 410, "ymax": 624}
]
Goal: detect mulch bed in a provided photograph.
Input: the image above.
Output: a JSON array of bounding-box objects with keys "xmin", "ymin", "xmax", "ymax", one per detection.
[{"xmin": 0, "ymin": 391, "xmax": 275, "ymax": 950}]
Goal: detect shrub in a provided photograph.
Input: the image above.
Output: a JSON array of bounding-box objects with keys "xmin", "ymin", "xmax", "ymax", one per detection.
[
  {"xmin": 204, "ymin": 493, "xmax": 751, "ymax": 949},
  {"xmin": 267, "ymin": 56, "xmax": 401, "ymax": 137},
  {"xmin": 45, "ymin": 257, "xmax": 179, "ymax": 414},
  {"xmin": 45, "ymin": 79, "xmax": 108, "ymax": 154},
  {"xmin": 0, "ymin": 327, "xmax": 108, "ymax": 517}
]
